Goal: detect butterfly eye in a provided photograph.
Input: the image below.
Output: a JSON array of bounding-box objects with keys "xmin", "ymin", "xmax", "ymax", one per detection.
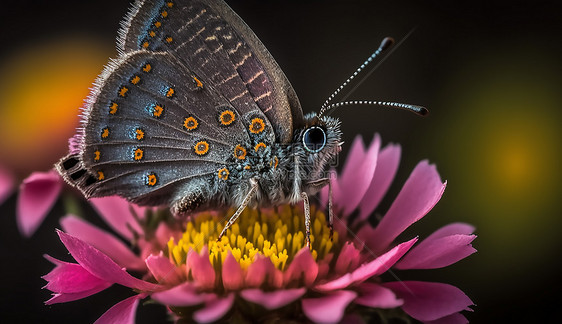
[{"xmin": 302, "ymin": 126, "xmax": 327, "ymax": 153}]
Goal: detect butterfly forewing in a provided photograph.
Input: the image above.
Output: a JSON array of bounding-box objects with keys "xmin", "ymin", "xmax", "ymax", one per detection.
[{"xmin": 119, "ymin": 0, "xmax": 303, "ymax": 143}]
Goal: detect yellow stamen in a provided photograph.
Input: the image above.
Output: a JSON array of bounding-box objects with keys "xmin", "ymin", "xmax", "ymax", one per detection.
[{"xmin": 167, "ymin": 206, "xmax": 336, "ymax": 273}]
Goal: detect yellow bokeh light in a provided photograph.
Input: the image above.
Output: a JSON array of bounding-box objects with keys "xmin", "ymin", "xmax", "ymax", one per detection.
[
  {"xmin": 0, "ymin": 36, "xmax": 112, "ymax": 174},
  {"xmin": 434, "ymin": 45, "xmax": 562, "ymax": 290}
]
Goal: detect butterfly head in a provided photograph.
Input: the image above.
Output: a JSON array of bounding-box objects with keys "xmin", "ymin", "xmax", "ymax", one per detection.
[{"xmin": 295, "ymin": 112, "xmax": 342, "ymax": 182}]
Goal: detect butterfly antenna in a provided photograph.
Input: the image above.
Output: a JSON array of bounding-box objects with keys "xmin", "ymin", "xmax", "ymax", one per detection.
[
  {"xmin": 319, "ymin": 29, "xmax": 428, "ymax": 117},
  {"xmin": 319, "ymin": 37, "xmax": 395, "ymax": 116},
  {"xmin": 323, "ymin": 100, "xmax": 428, "ymax": 116}
]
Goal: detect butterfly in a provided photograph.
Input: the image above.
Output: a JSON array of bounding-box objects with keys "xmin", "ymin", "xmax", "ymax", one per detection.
[{"xmin": 56, "ymin": 0, "xmax": 426, "ymax": 246}]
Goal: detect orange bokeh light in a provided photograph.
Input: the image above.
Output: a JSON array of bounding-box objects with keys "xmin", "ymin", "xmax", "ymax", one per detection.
[{"xmin": 0, "ymin": 37, "xmax": 112, "ymax": 175}]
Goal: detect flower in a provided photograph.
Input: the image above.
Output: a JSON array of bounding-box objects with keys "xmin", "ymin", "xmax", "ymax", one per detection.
[
  {"xmin": 16, "ymin": 169, "xmax": 63, "ymax": 237},
  {"xmin": 43, "ymin": 134, "xmax": 476, "ymax": 323}
]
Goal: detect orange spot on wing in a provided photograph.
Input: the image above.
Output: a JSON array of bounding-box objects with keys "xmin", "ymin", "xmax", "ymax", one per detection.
[
  {"xmin": 146, "ymin": 173, "xmax": 158, "ymax": 186},
  {"xmin": 184, "ymin": 116, "xmax": 198, "ymax": 131},
  {"xmin": 193, "ymin": 76, "xmax": 203, "ymax": 88},
  {"xmin": 249, "ymin": 118, "xmax": 265, "ymax": 134},
  {"xmin": 254, "ymin": 142, "xmax": 266, "ymax": 152},
  {"xmin": 166, "ymin": 87, "xmax": 175, "ymax": 98},
  {"xmin": 131, "ymin": 75, "xmax": 140, "ymax": 85},
  {"xmin": 97, "ymin": 171, "xmax": 105, "ymax": 181},
  {"xmin": 218, "ymin": 167, "xmax": 229, "ymax": 180},
  {"xmin": 153, "ymin": 104, "xmax": 164, "ymax": 118},
  {"xmin": 234, "ymin": 144, "xmax": 247, "ymax": 160},
  {"xmin": 135, "ymin": 128, "xmax": 144, "ymax": 141},
  {"xmin": 219, "ymin": 110, "xmax": 235, "ymax": 126},
  {"xmin": 101, "ymin": 128, "xmax": 109, "ymax": 139},
  {"xmin": 109, "ymin": 102, "xmax": 118, "ymax": 114},
  {"xmin": 134, "ymin": 148, "xmax": 144, "ymax": 161},
  {"xmin": 143, "ymin": 63, "xmax": 152, "ymax": 72},
  {"xmin": 94, "ymin": 150, "xmax": 101, "ymax": 161},
  {"xmin": 194, "ymin": 141, "xmax": 209, "ymax": 156},
  {"xmin": 119, "ymin": 86, "xmax": 129, "ymax": 97}
]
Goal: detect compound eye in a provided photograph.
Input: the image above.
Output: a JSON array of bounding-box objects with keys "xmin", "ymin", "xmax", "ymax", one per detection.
[{"xmin": 303, "ymin": 126, "xmax": 327, "ymax": 153}]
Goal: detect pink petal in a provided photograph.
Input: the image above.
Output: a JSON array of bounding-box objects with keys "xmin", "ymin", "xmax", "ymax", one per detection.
[
  {"xmin": 358, "ymin": 143, "xmax": 401, "ymax": 222},
  {"xmin": 395, "ymin": 223, "xmax": 475, "ymax": 271},
  {"xmin": 193, "ymin": 293, "xmax": 235, "ymax": 323},
  {"xmin": 43, "ymin": 255, "xmax": 111, "ymax": 294},
  {"xmin": 356, "ymin": 225, "xmax": 376, "ymax": 249},
  {"xmin": 424, "ymin": 313, "xmax": 468, "ymax": 324},
  {"xmin": 17, "ymin": 170, "xmax": 62, "ymax": 237},
  {"xmin": 90, "ymin": 196, "xmax": 144, "ymax": 240},
  {"xmin": 68, "ymin": 133, "xmax": 82, "ymax": 155},
  {"xmin": 0, "ymin": 164, "xmax": 14, "ymax": 205},
  {"xmin": 186, "ymin": 246, "xmax": 216, "ymax": 289},
  {"xmin": 284, "ymin": 247, "xmax": 318, "ymax": 286},
  {"xmin": 145, "ymin": 254, "xmax": 183, "ymax": 286},
  {"xmin": 302, "ymin": 290, "xmax": 357, "ymax": 324},
  {"xmin": 369, "ymin": 161, "xmax": 446, "ymax": 252},
  {"xmin": 315, "ymin": 237, "xmax": 417, "ymax": 292},
  {"xmin": 317, "ymin": 253, "xmax": 334, "ymax": 279},
  {"xmin": 330, "ymin": 136, "xmax": 365, "ymax": 207},
  {"xmin": 339, "ymin": 137, "xmax": 366, "ymax": 184},
  {"xmin": 154, "ymin": 222, "xmax": 180, "ymax": 248},
  {"xmin": 46, "ymin": 289, "xmax": 111, "ymax": 305},
  {"xmin": 240, "ymin": 288, "xmax": 306, "ymax": 310},
  {"xmin": 395, "ymin": 234, "xmax": 476, "ymax": 270},
  {"xmin": 94, "ymin": 294, "xmax": 143, "ymax": 324},
  {"xmin": 222, "ymin": 252, "xmax": 244, "ymax": 290},
  {"xmin": 334, "ymin": 242, "xmax": 361, "ymax": 275},
  {"xmin": 339, "ymin": 134, "xmax": 381, "ymax": 216},
  {"xmin": 61, "ymin": 216, "xmax": 146, "ymax": 271},
  {"xmin": 382, "ymin": 281, "xmax": 474, "ymax": 321},
  {"xmin": 354, "ymin": 282, "xmax": 403, "ymax": 308},
  {"xmin": 151, "ymin": 282, "xmax": 205, "ymax": 306},
  {"xmin": 245, "ymin": 256, "xmax": 283, "ymax": 288},
  {"xmin": 423, "ymin": 222, "xmax": 475, "ymax": 238},
  {"xmin": 57, "ymin": 231, "xmax": 161, "ymax": 292}
]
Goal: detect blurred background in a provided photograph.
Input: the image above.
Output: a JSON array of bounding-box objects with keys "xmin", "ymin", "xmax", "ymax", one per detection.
[{"xmin": 1, "ymin": 0, "xmax": 561, "ymax": 322}]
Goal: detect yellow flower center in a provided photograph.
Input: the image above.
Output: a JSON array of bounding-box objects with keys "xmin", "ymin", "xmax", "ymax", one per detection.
[{"xmin": 167, "ymin": 205, "xmax": 338, "ymax": 271}]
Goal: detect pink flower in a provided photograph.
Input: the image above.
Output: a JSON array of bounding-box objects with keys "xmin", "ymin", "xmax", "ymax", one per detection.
[
  {"xmin": 319, "ymin": 134, "xmax": 476, "ymax": 323},
  {"xmin": 16, "ymin": 169, "xmax": 63, "ymax": 237},
  {"xmin": 42, "ymin": 134, "xmax": 476, "ymax": 323}
]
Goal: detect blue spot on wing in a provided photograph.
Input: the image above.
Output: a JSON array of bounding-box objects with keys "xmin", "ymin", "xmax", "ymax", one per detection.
[{"xmin": 137, "ymin": 0, "xmax": 167, "ymax": 48}]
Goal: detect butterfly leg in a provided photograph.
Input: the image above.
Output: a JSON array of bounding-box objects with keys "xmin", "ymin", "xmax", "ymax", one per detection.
[
  {"xmin": 327, "ymin": 180, "xmax": 334, "ymax": 240},
  {"xmin": 217, "ymin": 178, "xmax": 259, "ymax": 242},
  {"xmin": 304, "ymin": 178, "xmax": 334, "ymax": 241},
  {"xmin": 300, "ymin": 192, "xmax": 311, "ymax": 249}
]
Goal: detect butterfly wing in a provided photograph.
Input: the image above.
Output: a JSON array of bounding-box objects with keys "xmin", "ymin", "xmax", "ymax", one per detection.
[
  {"xmin": 118, "ymin": 0, "xmax": 304, "ymax": 142},
  {"xmin": 57, "ymin": 0, "xmax": 302, "ymax": 206}
]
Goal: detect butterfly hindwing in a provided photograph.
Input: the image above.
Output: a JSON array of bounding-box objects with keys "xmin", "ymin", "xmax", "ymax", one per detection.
[{"xmin": 70, "ymin": 49, "xmax": 254, "ymax": 204}]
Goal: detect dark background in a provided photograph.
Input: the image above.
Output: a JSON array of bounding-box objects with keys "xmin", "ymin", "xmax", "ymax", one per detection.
[{"xmin": 1, "ymin": 0, "xmax": 561, "ymax": 323}]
